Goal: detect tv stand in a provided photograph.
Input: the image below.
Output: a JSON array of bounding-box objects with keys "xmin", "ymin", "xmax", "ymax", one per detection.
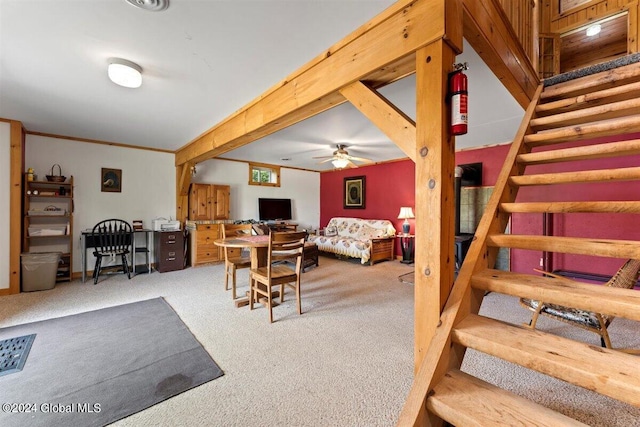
[{"xmin": 267, "ymin": 222, "xmax": 298, "ymax": 232}]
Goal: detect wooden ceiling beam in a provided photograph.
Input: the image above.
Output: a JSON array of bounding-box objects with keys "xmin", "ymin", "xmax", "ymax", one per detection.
[
  {"xmin": 175, "ymin": 0, "xmax": 448, "ymax": 166},
  {"xmin": 340, "ymin": 81, "xmax": 417, "ymax": 162},
  {"xmin": 461, "ymin": 0, "xmax": 538, "ymax": 109}
]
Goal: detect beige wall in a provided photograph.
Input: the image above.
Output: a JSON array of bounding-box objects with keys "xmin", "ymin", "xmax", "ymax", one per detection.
[
  {"xmin": 26, "ymin": 135, "xmax": 176, "ymax": 274},
  {"xmin": 193, "ymin": 158, "xmax": 320, "ymax": 231}
]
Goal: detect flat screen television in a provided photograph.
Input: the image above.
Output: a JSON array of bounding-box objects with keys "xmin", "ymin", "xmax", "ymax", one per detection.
[{"xmin": 258, "ymin": 198, "xmax": 292, "ymax": 221}]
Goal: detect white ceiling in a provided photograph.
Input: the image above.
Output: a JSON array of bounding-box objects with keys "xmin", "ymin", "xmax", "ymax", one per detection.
[{"xmin": 0, "ymin": 0, "xmax": 524, "ymax": 171}]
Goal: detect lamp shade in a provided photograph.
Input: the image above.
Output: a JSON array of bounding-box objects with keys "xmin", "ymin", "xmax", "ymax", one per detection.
[
  {"xmin": 397, "ymin": 207, "xmax": 415, "ymax": 219},
  {"xmin": 108, "ymin": 58, "xmax": 142, "ymax": 88},
  {"xmin": 398, "ymin": 207, "xmax": 414, "ymax": 234}
]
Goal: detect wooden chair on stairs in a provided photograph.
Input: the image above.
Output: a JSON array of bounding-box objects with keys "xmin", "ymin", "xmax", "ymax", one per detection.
[{"xmin": 520, "ymin": 259, "xmax": 640, "ymax": 351}]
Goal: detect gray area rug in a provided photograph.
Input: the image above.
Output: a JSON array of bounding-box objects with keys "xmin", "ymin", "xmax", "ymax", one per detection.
[{"xmin": 0, "ymin": 298, "xmax": 223, "ymax": 427}]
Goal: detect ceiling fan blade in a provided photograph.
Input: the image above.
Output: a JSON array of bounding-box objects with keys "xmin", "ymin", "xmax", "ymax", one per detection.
[
  {"xmin": 346, "ymin": 160, "xmax": 358, "ymax": 168},
  {"xmin": 347, "ymin": 155, "xmax": 373, "ymax": 163},
  {"xmin": 312, "ymin": 155, "xmax": 333, "ymax": 160},
  {"xmin": 317, "ymin": 158, "xmax": 335, "ymax": 164}
]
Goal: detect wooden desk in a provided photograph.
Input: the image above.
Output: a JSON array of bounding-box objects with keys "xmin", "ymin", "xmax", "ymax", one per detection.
[
  {"xmin": 80, "ymin": 229, "xmax": 153, "ymax": 283},
  {"xmin": 214, "ymin": 235, "xmax": 277, "ymax": 307}
]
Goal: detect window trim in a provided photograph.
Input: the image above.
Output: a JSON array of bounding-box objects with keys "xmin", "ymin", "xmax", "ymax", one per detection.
[{"xmin": 248, "ymin": 161, "xmax": 281, "ymax": 187}]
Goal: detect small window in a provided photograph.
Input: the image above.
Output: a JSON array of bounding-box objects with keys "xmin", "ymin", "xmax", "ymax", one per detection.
[{"xmin": 248, "ymin": 162, "xmax": 280, "ymax": 187}]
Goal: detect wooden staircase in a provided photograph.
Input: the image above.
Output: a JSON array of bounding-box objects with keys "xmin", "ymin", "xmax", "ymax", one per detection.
[{"xmin": 398, "ymin": 62, "xmax": 640, "ymax": 425}]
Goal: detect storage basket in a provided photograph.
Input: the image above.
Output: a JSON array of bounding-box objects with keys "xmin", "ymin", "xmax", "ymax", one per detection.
[
  {"xmin": 28, "ymin": 209, "xmax": 67, "ymax": 216},
  {"xmin": 46, "ymin": 164, "xmax": 66, "ymax": 183},
  {"xmin": 28, "ymin": 225, "xmax": 67, "ymax": 236}
]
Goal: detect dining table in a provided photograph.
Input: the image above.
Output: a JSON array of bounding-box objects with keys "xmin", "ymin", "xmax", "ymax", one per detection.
[{"xmin": 214, "ymin": 234, "xmax": 279, "ymax": 308}]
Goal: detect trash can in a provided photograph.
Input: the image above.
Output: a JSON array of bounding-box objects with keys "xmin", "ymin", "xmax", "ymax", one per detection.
[{"xmin": 21, "ymin": 252, "xmax": 61, "ymax": 292}]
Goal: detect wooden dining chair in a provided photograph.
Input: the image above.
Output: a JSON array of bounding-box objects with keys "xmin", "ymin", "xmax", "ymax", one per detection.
[
  {"xmin": 249, "ymin": 231, "xmax": 306, "ymax": 323},
  {"xmin": 221, "ymin": 223, "xmax": 253, "ymax": 299}
]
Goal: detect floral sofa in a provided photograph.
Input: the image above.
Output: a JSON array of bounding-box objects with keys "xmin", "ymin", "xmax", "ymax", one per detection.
[{"xmin": 308, "ymin": 217, "xmax": 396, "ymax": 265}]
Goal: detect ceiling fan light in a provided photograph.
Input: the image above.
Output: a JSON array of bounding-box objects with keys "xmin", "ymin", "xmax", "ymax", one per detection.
[
  {"xmin": 108, "ymin": 58, "xmax": 142, "ymax": 88},
  {"xmin": 332, "ymin": 158, "xmax": 349, "ymax": 169},
  {"xmin": 586, "ymin": 24, "xmax": 601, "ymax": 37}
]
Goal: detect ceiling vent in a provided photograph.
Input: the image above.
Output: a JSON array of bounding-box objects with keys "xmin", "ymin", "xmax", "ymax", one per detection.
[{"xmin": 124, "ymin": 0, "xmax": 169, "ymax": 12}]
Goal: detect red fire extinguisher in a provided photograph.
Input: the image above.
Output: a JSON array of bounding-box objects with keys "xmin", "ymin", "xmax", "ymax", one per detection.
[{"xmin": 449, "ymin": 62, "xmax": 469, "ymax": 136}]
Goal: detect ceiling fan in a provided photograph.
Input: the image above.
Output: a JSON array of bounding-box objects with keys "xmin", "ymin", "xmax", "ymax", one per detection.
[{"xmin": 313, "ymin": 144, "xmax": 373, "ymax": 169}]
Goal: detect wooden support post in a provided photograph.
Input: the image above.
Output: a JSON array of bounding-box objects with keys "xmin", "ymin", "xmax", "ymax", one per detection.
[
  {"xmin": 8, "ymin": 121, "xmax": 23, "ymax": 295},
  {"xmin": 176, "ymin": 163, "xmax": 189, "ymax": 224},
  {"xmin": 414, "ymin": 39, "xmax": 457, "ymax": 375}
]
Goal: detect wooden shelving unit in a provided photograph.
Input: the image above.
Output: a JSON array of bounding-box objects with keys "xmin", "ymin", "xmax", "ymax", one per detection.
[{"xmin": 23, "ymin": 176, "xmax": 74, "ymax": 282}]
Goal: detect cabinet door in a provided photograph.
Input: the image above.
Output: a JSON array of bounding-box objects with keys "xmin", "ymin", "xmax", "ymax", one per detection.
[
  {"xmin": 212, "ymin": 185, "xmax": 230, "ymax": 220},
  {"xmin": 190, "ymin": 184, "xmax": 211, "ymax": 220}
]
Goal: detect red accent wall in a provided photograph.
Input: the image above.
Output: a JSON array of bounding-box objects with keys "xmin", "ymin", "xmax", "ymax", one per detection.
[
  {"xmin": 512, "ymin": 134, "xmax": 640, "ymax": 277},
  {"xmin": 320, "ymin": 160, "xmax": 415, "ymax": 256},
  {"xmin": 456, "ymin": 144, "xmax": 510, "ymax": 186},
  {"xmin": 452, "ymin": 135, "xmax": 640, "ymax": 277},
  {"xmin": 320, "ymin": 135, "xmax": 640, "ymax": 274}
]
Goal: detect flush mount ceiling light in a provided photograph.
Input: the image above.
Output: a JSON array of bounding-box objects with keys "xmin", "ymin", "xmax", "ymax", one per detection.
[
  {"xmin": 586, "ymin": 24, "xmax": 602, "ymax": 37},
  {"xmin": 108, "ymin": 58, "xmax": 142, "ymax": 88},
  {"xmin": 124, "ymin": 0, "xmax": 169, "ymax": 12}
]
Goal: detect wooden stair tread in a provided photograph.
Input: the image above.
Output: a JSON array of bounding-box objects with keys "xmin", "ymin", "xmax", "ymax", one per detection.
[
  {"xmin": 536, "ymin": 80, "xmax": 640, "ymax": 116},
  {"xmin": 500, "ymin": 201, "xmax": 640, "ymax": 213},
  {"xmin": 517, "ymin": 140, "xmax": 640, "ymax": 165},
  {"xmin": 452, "ymin": 314, "xmax": 640, "ymax": 407},
  {"xmin": 509, "ymin": 166, "xmax": 640, "ymax": 186},
  {"xmin": 401, "ymin": 63, "xmax": 640, "ymax": 425},
  {"xmin": 541, "ymin": 61, "xmax": 640, "ymax": 100},
  {"xmin": 530, "ymin": 98, "xmax": 640, "ymax": 131},
  {"xmin": 523, "ymin": 115, "xmax": 640, "ymax": 147},
  {"xmin": 470, "ymin": 269, "xmax": 640, "ymax": 321},
  {"xmin": 427, "ymin": 369, "xmax": 588, "ymax": 427},
  {"xmin": 486, "ymin": 234, "xmax": 640, "ymax": 259}
]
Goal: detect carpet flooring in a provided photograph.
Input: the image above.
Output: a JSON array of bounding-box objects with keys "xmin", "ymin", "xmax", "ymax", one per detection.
[
  {"xmin": 0, "ymin": 298, "xmax": 223, "ymax": 427},
  {"xmin": 0, "ymin": 256, "xmax": 638, "ymax": 426}
]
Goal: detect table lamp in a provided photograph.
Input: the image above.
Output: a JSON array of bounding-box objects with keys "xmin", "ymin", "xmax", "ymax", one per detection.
[{"xmin": 398, "ymin": 207, "xmax": 415, "ymax": 234}]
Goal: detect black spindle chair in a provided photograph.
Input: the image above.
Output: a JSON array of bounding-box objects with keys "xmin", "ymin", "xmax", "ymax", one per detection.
[{"xmin": 91, "ymin": 219, "xmax": 133, "ymax": 284}]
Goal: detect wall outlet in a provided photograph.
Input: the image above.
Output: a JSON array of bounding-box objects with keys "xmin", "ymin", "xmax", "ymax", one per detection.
[{"xmin": 539, "ymin": 257, "xmax": 544, "ymax": 267}]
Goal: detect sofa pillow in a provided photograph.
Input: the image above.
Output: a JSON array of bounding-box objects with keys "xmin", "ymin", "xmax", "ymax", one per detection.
[
  {"xmin": 357, "ymin": 224, "xmax": 386, "ymax": 240},
  {"xmin": 325, "ymin": 226, "xmax": 338, "ymax": 237}
]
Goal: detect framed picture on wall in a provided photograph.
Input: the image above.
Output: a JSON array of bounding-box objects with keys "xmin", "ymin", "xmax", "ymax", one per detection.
[
  {"xmin": 101, "ymin": 168, "xmax": 122, "ymax": 193},
  {"xmin": 344, "ymin": 176, "xmax": 365, "ymax": 209}
]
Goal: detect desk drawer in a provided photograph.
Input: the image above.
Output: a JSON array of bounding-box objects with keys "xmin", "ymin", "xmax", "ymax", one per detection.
[
  {"xmin": 157, "ymin": 232, "xmax": 182, "ymax": 246},
  {"xmin": 157, "ymin": 256, "xmax": 183, "ymax": 272},
  {"xmin": 196, "ymin": 245, "xmax": 220, "ymax": 262}
]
